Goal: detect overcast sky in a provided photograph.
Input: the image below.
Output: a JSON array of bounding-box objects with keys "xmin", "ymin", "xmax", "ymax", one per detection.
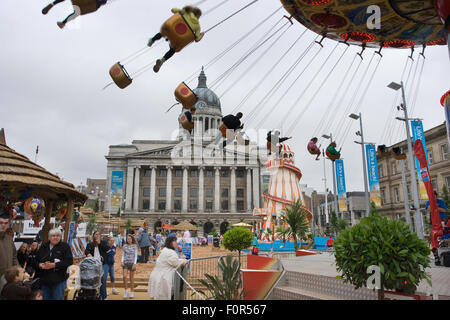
[{"xmin": 0, "ymin": 0, "xmax": 448, "ymax": 194}]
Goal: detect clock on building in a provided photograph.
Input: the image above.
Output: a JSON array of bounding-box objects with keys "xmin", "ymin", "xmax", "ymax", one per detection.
[{"xmin": 196, "ymin": 101, "xmax": 207, "ymax": 110}]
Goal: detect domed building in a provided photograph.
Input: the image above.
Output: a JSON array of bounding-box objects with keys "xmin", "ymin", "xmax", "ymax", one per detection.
[
  {"xmin": 178, "ymin": 68, "xmax": 223, "ymax": 141},
  {"xmin": 105, "ymin": 70, "xmax": 269, "ymax": 235}
]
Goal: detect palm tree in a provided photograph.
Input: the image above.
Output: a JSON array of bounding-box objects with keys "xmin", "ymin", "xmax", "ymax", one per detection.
[
  {"xmin": 275, "ymin": 225, "xmax": 290, "ymax": 243},
  {"xmin": 282, "ymin": 199, "xmax": 310, "ymax": 251}
]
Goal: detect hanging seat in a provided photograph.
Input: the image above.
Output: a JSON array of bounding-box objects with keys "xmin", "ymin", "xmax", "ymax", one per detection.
[
  {"xmin": 160, "ymin": 13, "xmax": 196, "ymax": 52},
  {"xmin": 72, "ymin": 0, "xmax": 98, "ymax": 15},
  {"xmin": 179, "ymin": 112, "xmax": 194, "ymax": 131},
  {"xmin": 109, "ymin": 62, "xmax": 132, "ymax": 89},
  {"xmin": 326, "ymin": 149, "xmax": 340, "ymax": 161},
  {"xmin": 236, "ymin": 132, "xmax": 250, "ymax": 146},
  {"xmin": 174, "ymin": 82, "xmax": 198, "ymax": 109}
]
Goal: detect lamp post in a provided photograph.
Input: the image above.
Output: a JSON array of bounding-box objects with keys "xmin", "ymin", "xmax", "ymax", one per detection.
[
  {"xmin": 322, "ymin": 151, "xmax": 329, "ymax": 227},
  {"xmin": 388, "ymin": 81, "xmax": 424, "ymax": 239},
  {"xmin": 349, "ymin": 113, "xmax": 371, "ymax": 217},
  {"xmin": 322, "ymin": 134, "xmax": 339, "ymax": 216}
]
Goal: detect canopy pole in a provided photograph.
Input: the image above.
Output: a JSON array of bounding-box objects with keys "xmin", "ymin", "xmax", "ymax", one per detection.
[
  {"xmin": 42, "ymin": 201, "xmax": 54, "ymax": 243},
  {"xmin": 64, "ymin": 200, "xmax": 74, "ymax": 242}
]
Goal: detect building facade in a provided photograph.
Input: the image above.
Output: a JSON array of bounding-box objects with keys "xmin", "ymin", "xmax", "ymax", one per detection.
[
  {"xmin": 316, "ymin": 191, "xmax": 366, "ymax": 235},
  {"xmin": 377, "ymin": 122, "xmax": 450, "ymax": 224},
  {"xmin": 105, "ymin": 70, "xmax": 268, "ymax": 235}
]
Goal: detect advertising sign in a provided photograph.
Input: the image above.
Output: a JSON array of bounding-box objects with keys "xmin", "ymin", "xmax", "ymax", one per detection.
[
  {"xmin": 411, "ymin": 120, "xmax": 429, "ymax": 200},
  {"xmin": 335, "ymin": 159, "xmax": 348, "ymax": 212},
  {"xmin": 366, "ymin": 144, "xmax": 382, "ymax": 207},
  {"xmin": 111, "ymin": 171, "xmax": 124, "ymax": 207}
]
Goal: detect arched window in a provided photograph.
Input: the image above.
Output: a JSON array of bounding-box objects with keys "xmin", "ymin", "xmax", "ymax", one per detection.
[{"xmin": 205, "ymin": 117, "xmax": 209, "ymax": 132}]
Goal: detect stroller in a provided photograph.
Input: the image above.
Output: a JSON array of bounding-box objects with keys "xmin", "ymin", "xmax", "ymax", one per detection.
[{"xmin": 73, "ymin": 257, "xmax": 103, "ymax": 300}]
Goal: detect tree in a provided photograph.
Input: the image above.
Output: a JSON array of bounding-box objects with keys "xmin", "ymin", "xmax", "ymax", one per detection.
[
  {"xmin": 222, "ymin": 228, "xmax": 253, "ymax": 263},
  {"xmin": 275, "ymin": 225, "xmax": 290, "ymax": 243},
  {"xmin": 125, "ymin": 219, "xmax": 133, "ymax": 235},
  {"xmin": 208, "ymin": 228, "xmax": 219, "ymax": 237},
  {"xmin": 334, "ymin": 214, "xmax": 431, "ymax": 299},
  {"xmin": 86, "ymin": 214, "xmax": 98, "ymax": 236},
  {"xmin": 116, "ymin": 207, "xmax": 121, "ymax": 217},
  {"xmin": 197, "ymin": 255, "xmax": 243, "ymax": 300},
  {"xmin": 369, "ymin": 201, "xmax": 379, "ymax": 216},
  {"xmin": 93, "ymin": 197, "xmax": 100, "ymax": 213},
  {"xmin": 330, "ymin": 211, "xmax": 349, "ymax": 236},
  {"xmin": 282, "ymin": 198, "xmax": 310, "ymax": 251}
]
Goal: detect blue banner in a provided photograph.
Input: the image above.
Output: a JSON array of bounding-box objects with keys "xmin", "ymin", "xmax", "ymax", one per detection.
[
  {"xmin": 335, "ymin": 159, "xmax": 348, "ymax": 212},
  {"xmin": 111, "ymin": 171, "xmax": 124, "ymax": 207},
  {"xmin": 411, "ymin": 120, "xmax": 429, "ymax": 200},
  {"xmin": 182, "ymin": 243, "xmax": 192, "ymax": 260},
  {"xmin": 366, "ymin": 144, "xmax": 382, "ymax": 207}
]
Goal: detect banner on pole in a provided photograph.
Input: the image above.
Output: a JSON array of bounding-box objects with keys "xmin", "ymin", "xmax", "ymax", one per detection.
[
  {"xmin": 111, "ymin": 171, "xmax": 124, "ymax": 207},
  {"xmin": 411, "ymin": 120, "xmax": 429, "ymax": 200},
  {"xmin": 335, "ymin": 159, "xmax": 348, "ymax": 212},
  {"xmin": 366, "ymin": 144, "xmax": 382, "ymax": 207}
]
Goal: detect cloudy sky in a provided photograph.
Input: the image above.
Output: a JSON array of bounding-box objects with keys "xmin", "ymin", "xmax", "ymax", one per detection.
[{"xmin": 0, "ymin": 0, "xmax": 448, "ymax": 194}]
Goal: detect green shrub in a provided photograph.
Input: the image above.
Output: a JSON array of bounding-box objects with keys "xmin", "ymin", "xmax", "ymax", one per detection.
[
  {"xmin": 334, "ymin": 214, "xmax": 431, "ymax": 299},
  {"xmin": 222, "ymin": 227, "xmax": 253, "ymax": 261}
]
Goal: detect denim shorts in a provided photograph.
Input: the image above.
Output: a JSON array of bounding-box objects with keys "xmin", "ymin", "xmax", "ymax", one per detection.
[{"xmin": 123, "ymin": 263, "xmax": 134, "ymax": 271}]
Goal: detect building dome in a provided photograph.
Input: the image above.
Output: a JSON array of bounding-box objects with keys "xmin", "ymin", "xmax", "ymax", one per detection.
[{"xmin": 193, "ymin": 68, "xmax": 221, "ymax": 111}]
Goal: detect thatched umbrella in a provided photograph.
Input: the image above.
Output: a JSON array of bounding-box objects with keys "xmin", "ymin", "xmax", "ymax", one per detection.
[
  {"xmin": 171, "ymin": 220, "xmax": 198, "ymax": 231},
  {"xmin": 0, "ymin": 129, "xmax": 87, "ymax": 242}
]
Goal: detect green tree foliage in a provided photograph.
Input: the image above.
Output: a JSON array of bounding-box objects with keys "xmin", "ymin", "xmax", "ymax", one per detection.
[
  {"xmin": 86, "ymin": 214, "xmax": 98, "ymax": 236},
  {"xmin": 208, "ymin": 228, "xmax": 219, "ymax": 237},
  {"xmin": 222, "ymin": 228, "xmax": 253, "ymax": 261},
  {"xmin": 197, "ymin": 255, "xmax": 243, "ymax": 300},
  {"xmin": 334, "ymin": 214, "xmax": 431, "ymax": 299},
  {"xmin": 275, "ymin": 225, "xmax": 290, "ymax": 243},
  {"xmin": 116, "ymin": 207, "xmax": 121, "ymax": 217},
  {"xmin": 93, "ymin": 198, "xmax": 100, "ymax": 213},
  {"xmin": 369, "ymin": 201, "xmax": 379, "ymax": 216},
  {"xmin": 125, "ymin": 219, "xmax": 133, "ymax": 235},
  {"xmin": 282, "ymin": 199, "xmax": 310, "ymax": 250}
]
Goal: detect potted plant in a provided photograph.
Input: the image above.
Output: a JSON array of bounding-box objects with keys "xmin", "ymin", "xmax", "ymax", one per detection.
[
  {"xmin": 197, "ymin": 255, "xmax": 244, "ymax": 300},
  {"xmin": 334, "ymin": 214, "xmax": 432, "ymax": 299},
  {"xmin": 222, "ymin": 227, "xmax": 253, "ymax": 265}
]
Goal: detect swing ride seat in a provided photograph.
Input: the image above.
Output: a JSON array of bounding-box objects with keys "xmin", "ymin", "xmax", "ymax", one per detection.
[
  {"xmin": 267, "ymin": 141, "xmax": 282, "ymax": 154},
  {"xmin": 236, "ymin": 132, "xmax": 250, "ymax": 146},
  {"xmin": 179, "ymin": 113, "xmax": 194, "ymax": 131},
  {"xmin": 174, "ymin": 82, "xmax": 198, "ymax": 109},
  {"xmin": 109, "ymin": 62, "xmax": 132, "ymax": 89},
  {"xmin": 161, "ymin": 13, "xmax": 196, "ymax": 53},
  {"xmin": 72, "ymin": 0, "xmax": 98, "ymax": 15},
  {"xmin": 326, "ymin": 149, "xmax": 340, "ymax": 161},
  {"xmin": 218, "ymin": 123, "xmax": 228, "ymax": 138},
  {"xmin": 307, "ymin": 145, "xmax": 320, "ymax": 155}
]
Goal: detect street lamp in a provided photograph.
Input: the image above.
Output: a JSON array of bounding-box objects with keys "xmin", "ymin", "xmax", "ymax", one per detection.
[
  {"xmin": 349, "ymin": 113, "xmax": 370, "ymax": 217},
  {"xmin": 322, "ymin": 133, "xmax": 339, "ymax": 216},
  {"xmin": 387, "ymin": 81, "xmax": 424, "ymax": 239}
]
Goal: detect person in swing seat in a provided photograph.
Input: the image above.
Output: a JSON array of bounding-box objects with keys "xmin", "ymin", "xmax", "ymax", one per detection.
[
  {"xmin": 148, "ymin": 6, "xmax": 205, "ymax": 73},
  {"xmin": 42, "ymin": 0, "xmax": 108, "ymax": 29}
]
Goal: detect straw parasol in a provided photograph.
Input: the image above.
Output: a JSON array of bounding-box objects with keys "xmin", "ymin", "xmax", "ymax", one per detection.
[
  {"xmin": 231, "ymin": 222, "xmax": 253, "ymax": 228},
  {"xmin": 0, "ymin": 129, "xmax": 87, "ymax": 241},
  {"xmin": 171, "ymin": 220, "xmax": 198, "ymax": 231}
]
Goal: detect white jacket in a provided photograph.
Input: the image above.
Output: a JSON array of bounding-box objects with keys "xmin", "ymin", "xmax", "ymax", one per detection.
[{"xmin": 148, "ymin": 247, "xmax": 187, "ymax": 300}]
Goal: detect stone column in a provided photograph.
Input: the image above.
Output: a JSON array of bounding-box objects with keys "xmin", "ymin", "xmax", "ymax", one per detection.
[
  {"xmin": 252, "ymin": 166, "xmax": 260, "ymax": 209},
  {"xmin": 231, "ymin": 166, "xmax": 237, "ymax": 213},
  {"xmin": 246, "ymin": 167, "xmax": 252, "ymax": 212},
  {"xmin": 125, "ymin": 166, "xmax": 134, "ymax": 211},
  {"xmin": 182, "ymin": 166, "xmax": 189, "ymax": 212},
  {"xmin": 214, "ymin": 166, "xmax": 221, "ymax": 213},
  {"xmin": 199, "ymin": 166, "xmax": 204, "ymax": 213},
  {"xmin": 166, "ymin": 165, "xmax": 173, "ymax": 212},
  {"xmin": 133, "ymin": 166, "xmax": 140, "ymax": 211},
  {"xmin": 150, "ymin": 166, "xmax": 157, "ymax": 212}
]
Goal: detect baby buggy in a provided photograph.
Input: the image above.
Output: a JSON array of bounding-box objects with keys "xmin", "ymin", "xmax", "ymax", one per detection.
[{"xmin": 73, "ymin": 257, "xmax": 103, "ymax": 300}]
